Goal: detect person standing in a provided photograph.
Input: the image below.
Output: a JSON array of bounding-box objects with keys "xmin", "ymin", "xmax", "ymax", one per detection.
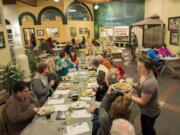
[
  {"xmin": 30, "ymin": 33, "xmax": 36, "ymax": 50},
  {"xmin": 131, "ymin": 32, "xmax": 138, "ymax": 62},
  {"xmin": 128, "ymin": 57, "xmax": 160, "ymax": 135}
]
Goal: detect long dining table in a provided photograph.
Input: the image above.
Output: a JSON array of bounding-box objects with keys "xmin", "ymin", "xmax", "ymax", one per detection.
[{"xmin": 21, "ymin": 69, "xmax": 98, "ymax": 135}]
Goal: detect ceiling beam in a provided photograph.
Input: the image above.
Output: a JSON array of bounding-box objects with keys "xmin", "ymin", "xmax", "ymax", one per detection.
[
  {"xmin": 80, "ymin": 0, "xmax": 112, "ymax": 4},
  {"xmin": 2, "ymin": 0, "xmax": 16, "ymax": 5},
  {"xmin": 17, "ymin": 0, "xmax": 37, "ymax": 6}
]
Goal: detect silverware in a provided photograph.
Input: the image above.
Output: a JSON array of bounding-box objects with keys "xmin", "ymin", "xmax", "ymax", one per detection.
[{"xmin": 72, "ymin": 123, "xmax": 82, "ymax": 127}]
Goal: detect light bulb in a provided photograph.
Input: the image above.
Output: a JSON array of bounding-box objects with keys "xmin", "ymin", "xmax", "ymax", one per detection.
[
  {"xmin": 54, "ymin": 0, "xmax": 59, "ymax": 2},
  {"xmin": 94, "ymin": 4, "xmax": 99, "ymax": 10}
]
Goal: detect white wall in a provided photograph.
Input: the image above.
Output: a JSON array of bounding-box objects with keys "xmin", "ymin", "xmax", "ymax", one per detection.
[
  {"xmin": 3, "ymin": 5, "xmax": 22, "ymax": 46},
  {"xmin": 0, "ymin": 1, "xmax": 11, "ymax": 65}
]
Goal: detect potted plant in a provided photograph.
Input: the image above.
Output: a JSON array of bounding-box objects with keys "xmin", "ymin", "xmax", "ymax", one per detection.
[
  {"xmin": 25, "ymin": 50, "xmax": 40, "ymax": 74},
  {"xmin": 0, "ymin": 64, "xmax": 24, "ymax": 94}
]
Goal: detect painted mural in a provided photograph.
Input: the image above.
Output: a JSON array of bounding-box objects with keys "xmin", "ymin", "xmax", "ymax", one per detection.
[{"xmin": 94, "ymin": 0, "xmax": 145, "ymax": 39}]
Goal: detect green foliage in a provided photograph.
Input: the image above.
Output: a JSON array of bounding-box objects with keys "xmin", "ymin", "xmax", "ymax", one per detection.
[
  {"xmin": 25, "ymin": 50, "xmax": 40, "ymax": 73},
  {"xmin": 0, "ymin": 64, "xmax": 24, "ymax": 92}
]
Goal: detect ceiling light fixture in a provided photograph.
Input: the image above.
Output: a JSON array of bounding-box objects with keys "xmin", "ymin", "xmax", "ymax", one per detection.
[
  {"xmin": 93, "ymin": 0, "xmax": 99, "ymax": 10},
  {"xmin": 69, "ymin": 9, "xmax": 77, "ymax": 12},
  {"xmin": 94, "ymin": 4, "xmax": 99, "ymax": 10},
  {"xmin": 54, "ymin": 0, "xmax": 60, "ymax": 2}
]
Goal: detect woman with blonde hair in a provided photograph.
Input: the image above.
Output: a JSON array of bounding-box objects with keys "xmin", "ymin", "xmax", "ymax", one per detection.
[
  {"xmin": 46, "ymin": 59, "xmax": 59, "ymax": 89},
  {"xmin": 86, "ymin": 48, "xmax": 95, "ymax": 69},
  {"xmin": 46, "ymin": 59, "xmax": 56, "ymax": 74}
]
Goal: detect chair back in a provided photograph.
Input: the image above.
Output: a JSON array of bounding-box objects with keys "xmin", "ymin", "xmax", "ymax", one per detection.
[
  {"xmin": 30, "ymin": 82, "xmax": 38, "ymax": 104},
  {"xmin": 0, "ymin": 105, "xmax": 8, "ymax": 135}
]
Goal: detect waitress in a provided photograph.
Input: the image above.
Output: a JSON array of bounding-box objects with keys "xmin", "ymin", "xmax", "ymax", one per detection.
[{"xmin": 128, "ymin": 57, "xmax": 160, "ymax": 135}]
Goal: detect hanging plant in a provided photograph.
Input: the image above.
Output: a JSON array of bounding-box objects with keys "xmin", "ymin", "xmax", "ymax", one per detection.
[{"xmin": 0, "ymin": 64, "xmax": 24, "ymax": 93}]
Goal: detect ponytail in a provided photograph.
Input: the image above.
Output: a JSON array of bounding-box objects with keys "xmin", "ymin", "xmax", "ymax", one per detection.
[{"xmin": 138, "ymin": 57, "xmax": 158, "ymax": 79}]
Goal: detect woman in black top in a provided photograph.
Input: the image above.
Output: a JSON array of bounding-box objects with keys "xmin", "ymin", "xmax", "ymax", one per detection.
[{"xmin": 94, "ymin": 70, "xmax": 108, "ymax": 102}]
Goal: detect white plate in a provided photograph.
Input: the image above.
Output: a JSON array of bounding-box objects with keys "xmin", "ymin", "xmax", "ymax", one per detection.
[
  {"xmin": 70, "ymin": 101, "xmax": 87, "ymax": 109},
  {"xmin": 81, "ymin": 90, "xmax": 96, "ymax": 97},
  {"xmin": 37, "ymin": 106, "xmax": 54, "ymax": 116}
]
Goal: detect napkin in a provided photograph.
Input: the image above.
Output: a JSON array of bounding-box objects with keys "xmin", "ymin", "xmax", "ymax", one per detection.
[
  {"xmin": 54, "ymin": 90, "xmax": 70, "ymax": 95},
  {"xmin": 66, "ymin": 122, "xmax": 90, "ymax": 135},
  {"xmin": 71, "ymin": 110, "xmax": 91, "ymax": 118},
  {"xmin": 47, "ymin": 99, "xmax": 65, "ymax": 105},
  {"xmin": 80, "ymin": 97, "xmax": 91, "ymax": 101},
  {"xmin": 53, "ymin": 104, "xmax": 68, "ymax": 112},
  {"xmin": 87, "ymin": 83, "xmax": 98, "ymax": 88}
]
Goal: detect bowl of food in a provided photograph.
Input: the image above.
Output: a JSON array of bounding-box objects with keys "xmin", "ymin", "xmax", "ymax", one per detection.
[
  {"xmin": 61, "ymin": 75, "xmax": 71, "ymax": 81},
  {"xmin": 37, "ymin": 106, "xmax": 55, "ymax": 116},
  {"xmin": 88, "ymin": 71, "xmax": 97, "ymax": 77},
  {"xmin": 112, "ymin": 82, "xmax": 132, "ymax": 94}
]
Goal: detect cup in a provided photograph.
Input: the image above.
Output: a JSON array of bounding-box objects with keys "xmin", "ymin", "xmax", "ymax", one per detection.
[
  {"xmin": 65, "ymin": 112, "xmax": 72, "ymax": 125},
  {"xmin": 45, "ymin": 114, "xmax": 51, "ymax": 119}
]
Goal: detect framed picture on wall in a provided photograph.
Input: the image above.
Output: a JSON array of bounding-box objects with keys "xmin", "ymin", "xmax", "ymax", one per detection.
[
  {"xmin": 46, "ymin": 28, "xmax": 59, "ymax": 38},
  {"xmin": 79, "ymin": 28, "xmax": 88, "ymax": 34},
  {"xmin": 168, "ymin": 16, "xmax": 180, "ymax": 30},
  {"xmin": 70, "ymin": 27, "xmax": 76, "ymax": 37},
  {"xmin": 170, "ymin": 31, "xmax": 179, "ymax": 45},
  {"xmin": 37, "ymin": 30, "xmax": 44, "ymax": 36},
  {"xmin": 0, "ymin": 32, "xmax": 5, "ymax": 48}
]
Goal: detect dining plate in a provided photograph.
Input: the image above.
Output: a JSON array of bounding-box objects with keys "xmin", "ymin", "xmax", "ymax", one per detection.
[
  {"xmin": 81, "ymin": 90, "xmax": 95, "ymax": 97},
  {"xmin": 58, "ymin": 83, "xmax": 72, "ymax": 90},
  {"xmin": 37, "ymin": 106, "xmax": 55, "ymax": 116},
  {"xmin": 70, "ymin": 101, "xmax": 87, "ymax": 109}
]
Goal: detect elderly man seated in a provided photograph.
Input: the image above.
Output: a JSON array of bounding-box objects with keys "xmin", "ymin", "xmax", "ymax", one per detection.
[
  {"xmin": 111, "ymin": 119, "xmax": 135, "ymax": 135},
  {"xmin": 3, "ymin": 81, "xmax": 39, "ymax": 135}
]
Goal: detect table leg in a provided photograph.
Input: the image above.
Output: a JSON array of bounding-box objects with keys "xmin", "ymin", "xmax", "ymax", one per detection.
[
  {"xmin": 160, "ymin": 64, "xmax": 167, "ymax": 74},
  {"xmin": 167, "ymin": 64, "xmax": 176, "ymax": 74}
]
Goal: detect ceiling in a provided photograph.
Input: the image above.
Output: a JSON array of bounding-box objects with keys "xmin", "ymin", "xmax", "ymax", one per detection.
[
  {"xmin": 2, "ymin": 0, "xmax": 16, "ymax": 4},
  {"xmin": 3, "ymin": 0, "xmax": 37, "ymax": 6},
  {"xmin": 3, "ymin": 0, "xmax": 135, "ymax": 6},
  {"xmin": 80, "ymin": 0, "xmax": 133, "ymax": 4}
]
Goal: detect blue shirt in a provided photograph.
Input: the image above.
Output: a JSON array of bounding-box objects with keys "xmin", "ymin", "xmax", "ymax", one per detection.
[
  {"xmin": 55, "ymin": 59, "xmax": 73, "ymax": 77},
  {"xmin": 147, "ymin": 49, "xmax": 160, "ymax": 61}
]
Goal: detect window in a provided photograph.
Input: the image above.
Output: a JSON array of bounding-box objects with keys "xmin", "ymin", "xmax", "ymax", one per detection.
[
  {"xmin": 67, "ymin": 4, "xmax": 90, "ymax": 21},
  {"xmin": 41, "ymin": 9, "xmax": 62, "ymax": 21},
  {"xmin": 22, "ymin": 15, "xmax": 34, "ymax": 22}
]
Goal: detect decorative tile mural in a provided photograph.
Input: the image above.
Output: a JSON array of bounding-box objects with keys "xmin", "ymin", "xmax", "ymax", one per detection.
[{"xmin": 94, "ymin": 0, "xmax": 145, "ymax": 39}]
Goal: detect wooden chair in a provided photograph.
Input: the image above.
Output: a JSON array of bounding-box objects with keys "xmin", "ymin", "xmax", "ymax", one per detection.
[{"xmin": 0, "ymin": 105, "xmax": 8, "ymax": 135}]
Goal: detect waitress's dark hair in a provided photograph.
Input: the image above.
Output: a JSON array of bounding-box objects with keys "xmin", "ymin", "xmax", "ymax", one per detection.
[{"xmin": 138, "ymin": 56, "xmax": 158, "ymax": 79}]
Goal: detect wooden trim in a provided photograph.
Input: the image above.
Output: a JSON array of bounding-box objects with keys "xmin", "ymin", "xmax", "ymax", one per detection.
[{"xmin": 17, "ymin": 0, "xmax": 37, "ymax": 6}]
